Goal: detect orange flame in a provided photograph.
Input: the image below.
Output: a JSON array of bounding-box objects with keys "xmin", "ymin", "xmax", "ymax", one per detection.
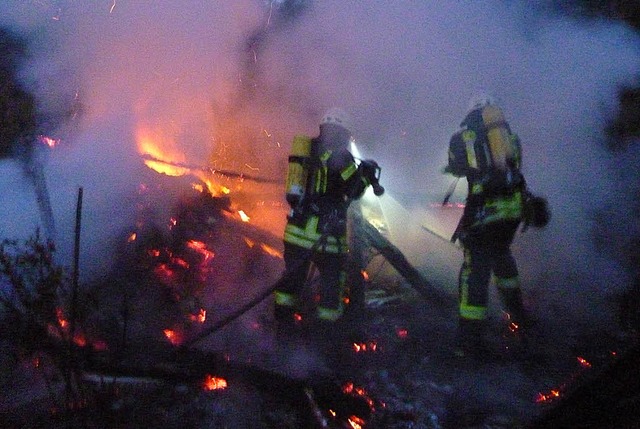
[{"xmin": 203, "ymin": 374, "xmax": 228, "ymax": 391}]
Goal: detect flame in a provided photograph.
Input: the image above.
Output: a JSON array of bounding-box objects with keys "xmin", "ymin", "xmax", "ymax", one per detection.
[
  {"xmin": 203, "ymin": 374, "xmax": 228, "ymax": 391},
  {"xmin": 136, "ymin": 126, "xmax": 188, "ymax": 176},
  {"xmin": 136, "ymin": 126, "xmax": 234, "ymax": 196}
]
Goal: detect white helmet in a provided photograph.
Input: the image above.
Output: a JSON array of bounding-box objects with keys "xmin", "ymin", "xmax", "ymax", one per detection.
[
  {"xmin": 320, "ymin": 107, "xmax": 353, "ymax": 135},
  {"xmin": 467, "ymin": 92, "xmax": 496, "ymax": 113}
]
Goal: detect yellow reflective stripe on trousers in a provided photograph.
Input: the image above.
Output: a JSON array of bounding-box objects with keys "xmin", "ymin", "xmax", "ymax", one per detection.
[
  {"xmin": 459, "ymin": 304, "xmax": 487, "ymax": 320},
  {"xmin": 284, "ymin": 217, "xmax": 347, "ymax": 253},
  {"xmin": 459, "ymin": 251, "xmax": 487, "ymax": 321}
]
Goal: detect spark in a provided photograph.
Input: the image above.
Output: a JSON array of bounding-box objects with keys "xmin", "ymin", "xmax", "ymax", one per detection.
[
  {"xmin": 267, "ymin": 1, "xmax": 273, "ymax": 27},
  {"xmin": 109, "ymin": 0, "xmax": 116, "ymax": 13},
  {"xmin": 263, "ymin": 129, "xmax": 272, "ymax": 138},
  {"xmin": 244, "ymin": 163, "xmax": 259, "ymax": 171}
]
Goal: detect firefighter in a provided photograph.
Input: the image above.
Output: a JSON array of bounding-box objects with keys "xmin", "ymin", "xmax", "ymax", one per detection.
[
  {"xmin": 444, "ymin": 93, "xmax": 530, "ymax": 358},
  {"xmin": 275, "ymin": 107, "xmax": 380, "ymax": 337}
]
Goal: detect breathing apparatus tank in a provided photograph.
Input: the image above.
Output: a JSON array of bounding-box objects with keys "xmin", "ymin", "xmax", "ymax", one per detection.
[
  {"xmin": 285, "ymin": 135, "xmax": 313, "ymax": 207},
  {"xmin": 481, "ymin": 104, "xmax": 514, "ymax": 170}
]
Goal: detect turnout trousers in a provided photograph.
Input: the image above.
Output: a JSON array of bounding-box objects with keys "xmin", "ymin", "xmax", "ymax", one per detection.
[
  {"xmin": 457, "ymin": 220, "xmax": 525, "ymax": 351},
  {"xmin": 274, "ymin": 241, "xmax": 347, "ymax": 326}
]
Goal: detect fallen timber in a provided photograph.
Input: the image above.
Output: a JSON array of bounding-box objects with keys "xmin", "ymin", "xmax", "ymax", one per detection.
[
  {"xmin": 351, "ymin": 209, "xmax": 454, "ymax": 310},
  {"xmin": 81, "ymin": 340, "xmax": 373, "ymax": 426}
]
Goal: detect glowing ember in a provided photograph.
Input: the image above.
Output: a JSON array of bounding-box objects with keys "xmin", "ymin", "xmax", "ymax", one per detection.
[
  {"xmin": 535, "ymin": 389, "xmax": 561, "ymax": 404},
  {"xmin": 361, "ymin": 270, "xmax": 369, "ymax": 281},
  {"xmin": 577, "ymin": 356, "xmax": 591, "ymax": 368},
  {"xmin": 353, "ymin": 341, "xmax": 378, "ymax": 353},
  {"xmin": 203, "ymin": 374, "xmax": 228, "ymax": 391},
  {"xmin": 38, "ymin": 135, "xmax": 60, "ymax": 147},
  {"xmin": 163, "ymin": 329, "xmax": 182, "ymax": 345},
  {"xmin": 56, "ymin": 308, "xmax": 68, "ymax": 329},
  {"xmin": 186, "ymin": 240, "xmax": 215, "ymax": 260},
  {"xmin": 154, "ymin": 263, "xmax": 175, "ymax": 280},
  {"xmin": 189, "ymin": 308, "xmax": 207, "ymax": 323},
  {"xmin": 127, "ymin": 232, "xmax": 137, "ymax": 242},
  {"xmin": 396, "ymin": 328, "xmax": 409, "ymax": 339},
  {"xmin": 342, "ymin": 382, "xmax": 377, "ymax": 411},
  {"xmin": 260, "ymin": 243, "xmax": 283, "ymax": 259},
  {"xmin": 348, "ymin": 415, "xmax": 366, "ymax": 429}
]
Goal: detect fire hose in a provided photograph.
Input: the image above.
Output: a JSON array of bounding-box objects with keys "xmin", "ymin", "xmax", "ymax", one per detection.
[{"xmin": 178, "ymin": 233, "xmax": 329, "ymax": 350}]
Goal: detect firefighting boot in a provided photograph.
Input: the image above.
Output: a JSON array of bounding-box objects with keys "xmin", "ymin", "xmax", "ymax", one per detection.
[{"xmin": 454, "ymin": 318, "xmax": 488, "ymax": 359}]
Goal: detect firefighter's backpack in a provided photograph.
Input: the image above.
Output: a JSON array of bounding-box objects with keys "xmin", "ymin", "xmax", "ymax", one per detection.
[{"xmin": 285, "ymin": 135, "xmax": 313, "ymax": 206}]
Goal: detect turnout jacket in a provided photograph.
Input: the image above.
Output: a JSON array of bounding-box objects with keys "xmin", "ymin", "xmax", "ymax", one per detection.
[{"xmin": 284, "ymin": 137, "xmax": 371, "ymax": 253}]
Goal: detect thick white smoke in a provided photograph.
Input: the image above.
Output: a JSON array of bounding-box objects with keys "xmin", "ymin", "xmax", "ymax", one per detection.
[{"xmin": 0, "ymin": 1, "xmax": 638, "ymax": 334}]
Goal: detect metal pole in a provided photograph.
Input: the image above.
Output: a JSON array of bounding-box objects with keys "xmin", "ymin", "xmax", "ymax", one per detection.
[{"xmin": 70, "ymin": 187, "xmax": 83, "ymax": 343}]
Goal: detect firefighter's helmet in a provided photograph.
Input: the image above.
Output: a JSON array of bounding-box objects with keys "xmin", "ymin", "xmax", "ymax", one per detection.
[
  {"xmin": 320, "ymin": 107, "xmax": 353, "ymax": 135},
  {"xmin": 467, "ymin": 92, "xmax": 496, "ymax": 113}
]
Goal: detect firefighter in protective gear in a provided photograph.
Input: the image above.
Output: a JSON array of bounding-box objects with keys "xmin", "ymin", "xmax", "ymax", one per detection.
[
  {"xmin": 444, "ymin": 93, "xmax": 529, "ymax": 358},
  {"xmin": 276, "ymin": 107, "xmax": 376, "ymax": 332}
]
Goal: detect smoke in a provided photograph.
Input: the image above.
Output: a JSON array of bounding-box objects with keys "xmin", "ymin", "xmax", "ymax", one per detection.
[{"xmin": 0, "ymin": 1, "xmax": 638, "ymax": 341}]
